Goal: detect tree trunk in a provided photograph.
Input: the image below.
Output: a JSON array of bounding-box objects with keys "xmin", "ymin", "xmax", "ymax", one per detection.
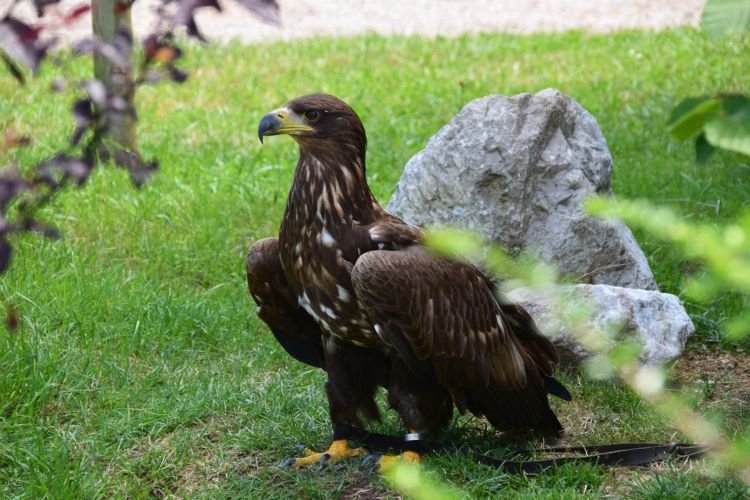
[{"xmin": 91, "ymin": 0, "xmax": 137, "ymax": 153}]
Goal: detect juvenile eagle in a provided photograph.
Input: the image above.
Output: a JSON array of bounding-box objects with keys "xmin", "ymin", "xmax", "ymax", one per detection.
[{"xmin": 248, "ymin": 93, "xmax": 570, "ymax": 468}]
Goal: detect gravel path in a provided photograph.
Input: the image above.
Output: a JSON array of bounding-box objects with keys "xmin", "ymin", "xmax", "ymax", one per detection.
[{"xmin": 12, "ymin": 0, "xmax": 705, "ymax": 45}]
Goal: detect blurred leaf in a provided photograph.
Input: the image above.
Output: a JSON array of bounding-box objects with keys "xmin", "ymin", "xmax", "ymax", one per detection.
[
  {"xmin": 5, "ymin": 302, "xmax": 18, "ymax": 330},
  {"xmin": 233, "ymin": 0, "xmax": 281, "ymax": 25},
  {"xmin": 73, "ymin": 35, "xmax": 130, "ymax": 70},
  {"xmin": 2, "ymin": 129, "xmax": 32, "ymax": 150},
  {"xmin": 82, "ymin": 80, "xmax": 108, "ymax": 107},
  {"xmin": 584, "ymin": 354, "xmax": 615, "ymax": 380},
  {"xmin": 721, "ymin": 431, "xmax": 750, "ymax": 470},
  {"xmin": 0, "ymin": 165, "xmax": 28, "ymax": 210},
  {"xmin": 37, "ymin": 154, "xmax": 94, "ymax": 186},
  {"xmin": 1, "ymin": 52, "xmax": 26, "ymax": 84},
  {"xmin": 168, "ymin": 66, "xmax": 188, "ymax": 83},
  {"xmin": 701, "ymin": 0, "xmax": 750, "ymax": 38},
  {"xmin": 71, "ymin": 99, "xmax": 96, "ymax": 145},
  {"xmin": 0, "ymin": 17, "xmax": 48, "ymax": 73},
  {"xmin": 173, "ymin": 0, "xmax": 222, "ymax": 42},
  {"xmin": 723, "ymin": 94, "xmax": 750, "ymax": 115},
  {"xmin": 724, "ymin": 311, "xmax": 750, "ymax": 341},
  {"xmin": 63, "ymin": 4, "xmax": 91, "ymax": 25},
  {"xmin": 20, "ymin": 218, "xmax": 61, "ymax": 239},
  {"xmin": 609, "ymin": 341, "xmax": 642, "ymax": 368},
  {"xmin": 384, "ymin": 463, "xmax": 462, "ymax": 500},
  {"xmin": 424, "ymin": 227, "xmax": 484, "ymax": 261},
  {"xmin": 695, "ymin": 133, "xmax": 716, "ymax": 164},
  {"xmin": 33, "ymin": 0, "xmax": 62, "ymax": 16},
  {"xmin": 704, "ymin": 110, "xmax": 750, "ymax": 157},
  {"xmin": 586, "ymin": 196, "xmax": 750, "ymax": 293},
  {"xmin": 685, "ymin": 274, "xmax": 723, "ymax": 301},
  {"xmin": 155, "ymin": 46, "xmax": 181, "ymax": 63},
  {"xmin": 0, "ymin": 238, "xmax": 12, "ymax": 274},
  {"xmin": 667, "ymin": 97, "xmax": 722, "ymax": 141},
  {"xmin": 632, "ymin": 365, "xmax": 667, "ymax": 398},
  {"xmin": 51, "ymin": 76, "xmax": 67, "ymax": 91},
  {"xmin": 112, "ymin": 150, "xmax": 158, "ymax": 187}
]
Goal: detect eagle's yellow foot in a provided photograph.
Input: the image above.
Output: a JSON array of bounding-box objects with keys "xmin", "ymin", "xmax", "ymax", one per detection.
[
  {"xmin": 282, "ymin": 439, "xmax": 366, "ymax": 469},
  {"xmin": 362, "ymin": 451, "xmax": 421, "ymax": 473}
]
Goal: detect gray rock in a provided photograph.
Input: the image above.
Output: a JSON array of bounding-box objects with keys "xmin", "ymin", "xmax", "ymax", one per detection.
[
  {"xmin": 387, "ymin": 88, "xmax": 658, "ymax": 290},
  {"xmin": 506, "ymin": 284, "xmax": 694, "ymax": 367}
]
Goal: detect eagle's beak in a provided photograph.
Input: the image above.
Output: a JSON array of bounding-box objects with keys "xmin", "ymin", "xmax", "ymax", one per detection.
[{"xmin": 258, "ymin": 107, "xmax": 313, "ymax": 144}]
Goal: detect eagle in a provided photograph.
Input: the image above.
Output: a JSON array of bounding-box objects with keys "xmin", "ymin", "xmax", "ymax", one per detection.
[{"xmin": 248, "ymin": 93, "xmax": 570, "ymax": 469}]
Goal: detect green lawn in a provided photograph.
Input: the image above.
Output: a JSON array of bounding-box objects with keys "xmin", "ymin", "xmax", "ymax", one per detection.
[{"xmin": 0, "ymin": 28, "xmax": 748, "ymax": 498}]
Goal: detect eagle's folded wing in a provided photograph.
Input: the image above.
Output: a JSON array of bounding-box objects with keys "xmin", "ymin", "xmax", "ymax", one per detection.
[{"xmin": 351, "ymin": 246, "xmax": 551, "ymax": 391}]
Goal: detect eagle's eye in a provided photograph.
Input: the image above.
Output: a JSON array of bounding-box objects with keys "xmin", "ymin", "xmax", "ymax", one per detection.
[{"xmin": 302, "ymin": 110, "xmax": 320, "ymax": 122}]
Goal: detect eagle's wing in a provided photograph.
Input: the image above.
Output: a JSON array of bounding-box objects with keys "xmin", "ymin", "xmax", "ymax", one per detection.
[{"xmin": 351, "ymin": 245, "xmax": 557, "ymax": 392}]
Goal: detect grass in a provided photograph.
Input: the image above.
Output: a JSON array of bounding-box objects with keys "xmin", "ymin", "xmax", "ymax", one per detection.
[{"xmin": 0, "ymin": 27, "xmax": 748, "ymax": 498}]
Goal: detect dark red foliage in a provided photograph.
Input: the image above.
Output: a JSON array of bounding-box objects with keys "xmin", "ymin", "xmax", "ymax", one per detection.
[
  {"xmin": 0, "ymin": 16, "xmax": 50, "ymax": 73},
  {"xmin": 63, "ymin": 4, "xmax": 91, "ymax": 24},
  {"xmin": 0, "ymin": 0, "xmax": 283, "ymax": 287},
  {"xmin": 234, "ymin": 0, "xmax": 280, "ymax": 26}
]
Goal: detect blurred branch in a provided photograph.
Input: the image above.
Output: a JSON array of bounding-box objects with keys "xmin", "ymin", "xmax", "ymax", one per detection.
[{"xmin": 421, "ymin": 204, "xmax": 750, "ymax": 487}]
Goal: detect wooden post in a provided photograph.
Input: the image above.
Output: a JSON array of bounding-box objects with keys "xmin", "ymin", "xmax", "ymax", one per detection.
[{"xmin": 91, "ymin": 0, "xmax": 137, "ymax": 153}]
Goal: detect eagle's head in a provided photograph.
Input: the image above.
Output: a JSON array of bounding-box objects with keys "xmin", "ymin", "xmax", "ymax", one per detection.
[{"xmin": 258, "ymin": 94, "xmax": 366, "ymax": 154}]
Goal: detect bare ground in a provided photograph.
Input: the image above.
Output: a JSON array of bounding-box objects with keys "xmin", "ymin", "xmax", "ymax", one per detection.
[{"xmin": 8, "ymin": 0, "xmax": 706, "ymax": 46}]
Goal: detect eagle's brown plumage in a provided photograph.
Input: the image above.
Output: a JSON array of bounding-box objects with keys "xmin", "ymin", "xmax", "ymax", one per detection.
[{"xmin": 248, "ymin": 94, "xmax": 569, "ymax": 462}]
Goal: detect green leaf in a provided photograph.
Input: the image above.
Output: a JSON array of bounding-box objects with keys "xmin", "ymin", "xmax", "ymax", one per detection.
[
  {"xmin": 424, "ymin": 227, "xmax": 484, "ymax": 261},
  {"xmin": 609, "ymin": 341, "xmax": 642, "ymax": 368},
  {"xmin": 695, "ymin": 133, "xmax": 716, "ymax": 164},
  {"xmin": 722, "ymin": 93, "xmax": 750, "ymax": 115},
  {"xmin": 704, "ymin": 109, "xmax": 750, "ymax": 157},
  {"xmin": 701, "ymin": 0, "xmax": 750, "ymax": 38},
  {"xmin": 384, "ymin": 463, "xmax": 463, "ymax": 500},
  {"xmin": 667, "ymin": 97, "xmax": 722, "ymax": 141},
  {"xmin": 724, "ymin": 311, "xmax": 750, "ymax": 341}
]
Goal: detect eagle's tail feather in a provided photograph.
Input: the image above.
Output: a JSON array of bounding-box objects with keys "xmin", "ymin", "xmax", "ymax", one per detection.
[{"xmin": 543, "ymin": 375, "xmax": 572, "ymax": 401}]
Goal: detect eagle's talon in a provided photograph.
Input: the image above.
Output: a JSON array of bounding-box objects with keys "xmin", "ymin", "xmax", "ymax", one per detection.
[
  {"xmin": 317, "ymin": 453, "xmax": 332, "ymax": 468},
  {"xmin": 281, "ymin": 458, "xmax": 297, "ymax": 467},
  {"xmin": 362, "ymin": 451, "xmax": 421, "ymax": 474},
  {"xmin": 362, "ymin": 453, "xmax": 381, "ymax": 466},
  {"xmin": 283, "ymin": 439, "xmax": 366, "ymax": 469}
]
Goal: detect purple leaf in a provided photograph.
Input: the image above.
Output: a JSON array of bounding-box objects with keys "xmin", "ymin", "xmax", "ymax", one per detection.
[
  {"xmin": 73, "ymin": 37, "xmax": 129, "ymax": 69},
  {"xmin": 111, "ymin": 28, "xmax": 133, "ymax": 57},
  {"xmin": 233, "ymin": 0, "xmax": 280, "ymax": 26},
  {"xmin": 143, "ymin": 39, "xmax": 182, "ymax": 64},
  {"xmin": 113, "ymin": 150, "xmax": 158, "ymax": 187},
  {"xmin": 63, "ymin": 4, "xmax": 91, "ymax": 24},
  {"xmin": 0, "ymin": 238, "xmax": 12, "ymax": 274},
  {"xmin": 168, "ymin": 66, "xmax": 188, "ymax": 83},
  {"xmin": 82, "ymin": 80, "xmax": 108, "ymax": 106},
  {"xmin": 0, "ymin": 16, "xmax": 48, "ymax": 73},
  {"xmin": 0, "ymin": 167, "xmax": 28, "ymax": 211},
  {"xmin": 140, "ymin": 69, "xmax": 163, "ymax": 84},
  {"xmin": 33, "ymin": 0, "xmax": 63, "ymax": 17},
  {"xmin": 37, "ymin": 154, "xmax": 94, "ymax": 186},
  {"xmin": 173, "ymin": 0, "xmax": 222, "ymax": 27},
  {"xmin": 21, "ymin": 218, "xmax": 61, "ymax": 239},
  {"xmin": 1, "ymin": 53, "xmax": 25, "ymax": 84},
  {"xmin": 51, "ymin": 76, "xmax": 67, "ymax": 91},
  {"xmin": 71, "ymin": 99, "xmax": 96, "ymax": 145},
  {"xmin": 5, "ymin": 302, "xmax": 18, "ymax": 330},
  {"xmin": 172, "ymin": 0, "xmax": 221, "ymax": 41},
  {"xmin": 185, "ymin": 17, "xmax": 208, "ymax": 42}
]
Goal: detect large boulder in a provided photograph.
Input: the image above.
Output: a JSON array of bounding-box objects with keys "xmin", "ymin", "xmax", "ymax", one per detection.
[
  {"xmin": 387, "ymin": 88, "xmax": 658, "ymax": 291},
  {"xmin": 506, "ymin": 284, "xmax": 695, "ymax": 367}
]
